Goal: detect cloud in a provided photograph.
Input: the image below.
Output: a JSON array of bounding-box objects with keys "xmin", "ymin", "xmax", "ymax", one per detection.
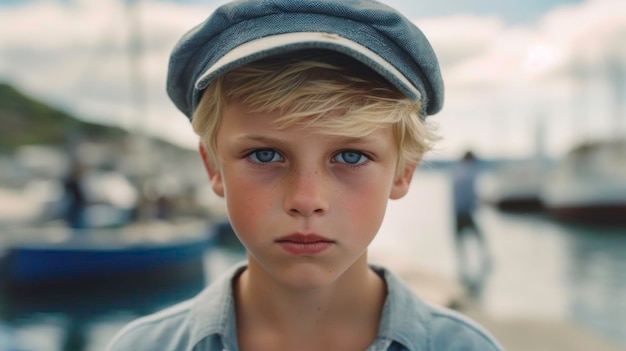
[
  {"xmin": 0, "ymin": 0, "xmax": 216, "ymax": 148},
  {"xmin": 417, "ymin": 0, "xmax": 625, "ymax": 91},
  {"xmin": 413, "ymin": 0, "xmax": 626, "ymax": 157},
  {"xmin": 1, "ymin": 0, "xmax": 624, "ymax": 157},
  {"xmin": 537, "ymin": 0, "xmax": 626, "ymax": 90},
  {"xmin": 418, "ymin": 15, "xmax": 505, "ymax": 67}
]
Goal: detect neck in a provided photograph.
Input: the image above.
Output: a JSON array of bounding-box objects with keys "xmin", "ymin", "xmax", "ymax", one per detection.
[{"xmin": 234, "ymin": 254, "xmax": 386, "ymax": 349}]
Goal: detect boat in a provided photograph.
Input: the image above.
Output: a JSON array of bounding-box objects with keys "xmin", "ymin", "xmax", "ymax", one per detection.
[
  {"xmin": 478, "ymin": 160, "xmax": 547, "ymax": 212},
  {"xmin": 0, "ymin": 322, "xmax": 34, "ymax": 351},
  {"xmin": 541, "ymin": 140, "xmax": 626, "ymax": 225},
  {"xmin": 478, "ymin": 111, "xmax": 551, "ymax": 213},
  {"xmin": 0, "ymin": 220, "xmax": 214, "ymax": 289},
  {"xmin": 541, "ymin": 56, "xmax": 626, "ymax": 225}
]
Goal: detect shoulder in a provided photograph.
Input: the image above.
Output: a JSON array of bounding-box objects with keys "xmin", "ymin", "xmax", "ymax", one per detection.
[
  {"xmin": 105, "ymin": 299, "xmax": 194, "ymax": 351},
  {"xmin": 372, "ymin": 265, "xmax": 504, "ymax": 351},
  {"xmin": 427, "ymin": 304, "xmax": 504, "ymax": 351},
  {"xmin": 105, "ymin": 262, "xmax": 246, "ymax": 351}
]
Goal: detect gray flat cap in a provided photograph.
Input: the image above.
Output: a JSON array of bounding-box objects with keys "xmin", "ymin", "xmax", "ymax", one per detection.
[{"xmin": 167, "ymin": 0, "xmax": 444, "ymax": 119}]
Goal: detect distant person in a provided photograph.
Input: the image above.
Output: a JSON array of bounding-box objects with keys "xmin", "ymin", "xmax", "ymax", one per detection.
[
  {"xmin": 451, "ymin": 150, "xmax": 492, "ymax": 295},
  {"xmin": 63, "ymin": 162, "xmax": 89, "ymax": 231},
  {"xmin": 155, "ymin": 194, "xmax": 172, "ymax": 220},
  {"xmin": 107, "ymin": 2, "xmax": 504, "ymax": 351}
]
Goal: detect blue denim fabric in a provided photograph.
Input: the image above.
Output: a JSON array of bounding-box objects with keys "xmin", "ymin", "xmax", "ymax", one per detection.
[
  {"xmin": 106, "ymin": 262, "xmax": 504, "ymax": 351},
  {"xmin": 166, "ymin": 0, "xmax": 444, "ymax": 119}
]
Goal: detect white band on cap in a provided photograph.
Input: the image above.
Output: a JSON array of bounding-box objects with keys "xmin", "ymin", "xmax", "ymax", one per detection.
[{"xmin": 195, "ymin": 31, "xmax": 420, "ymax": 100}]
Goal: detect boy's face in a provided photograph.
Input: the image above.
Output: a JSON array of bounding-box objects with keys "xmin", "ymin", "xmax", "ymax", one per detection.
[{"xmin": 200, "ymin": 102, "xmax": 415, "ymax": 289}]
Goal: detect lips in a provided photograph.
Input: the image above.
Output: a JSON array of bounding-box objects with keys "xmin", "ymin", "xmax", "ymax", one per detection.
[{"xmin": 275, "ymin": 233, "xmax": 335, "ymax": 255}]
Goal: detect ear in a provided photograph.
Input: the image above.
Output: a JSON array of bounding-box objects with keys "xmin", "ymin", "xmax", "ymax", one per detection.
[
  {"xmin": 199, "ymin": 142, "xmax": 224, "ymax": 197},
  {"xmin": 389, "ymin": 163, "xmax": 416, "ymax": 200}
]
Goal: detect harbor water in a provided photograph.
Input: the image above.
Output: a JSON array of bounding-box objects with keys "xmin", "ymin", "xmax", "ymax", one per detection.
[{"xmin": 1, "ymin": 170, "xmax": 625, "ymax": 351}]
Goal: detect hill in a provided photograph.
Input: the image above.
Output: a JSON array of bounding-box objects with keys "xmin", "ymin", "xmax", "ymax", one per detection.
[
  {"xmin": 0, "ymin": 83, "xmax": 128, "ymax": 152},
  {"xmin": 0, "ymin": 83, "xmax": 196, "ymax": 157}
]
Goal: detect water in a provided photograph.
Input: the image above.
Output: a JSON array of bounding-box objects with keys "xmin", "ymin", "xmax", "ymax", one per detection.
[{"xmin": 1, "ymin": 170, "xmax": 625, "ymax": 350}]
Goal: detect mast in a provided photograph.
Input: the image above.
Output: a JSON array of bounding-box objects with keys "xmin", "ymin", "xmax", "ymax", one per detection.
[
  {"xmin": 125, "ymin": 0, "xmax": 152, "ymax": 222},
  {"xmin": 608, "ymin": 55, "xmax": 625, "ymax": 143}
]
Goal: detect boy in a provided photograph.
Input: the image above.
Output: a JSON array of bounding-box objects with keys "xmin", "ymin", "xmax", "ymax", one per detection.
[{"xmin": 107, "ymin": 1, "xmax": 504, "ymax": 350}]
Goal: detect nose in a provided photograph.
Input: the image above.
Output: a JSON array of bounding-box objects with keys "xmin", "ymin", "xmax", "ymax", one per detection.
[{"xmin": 284, "ymin": 168, "xmax": 330, "ymax": 217}]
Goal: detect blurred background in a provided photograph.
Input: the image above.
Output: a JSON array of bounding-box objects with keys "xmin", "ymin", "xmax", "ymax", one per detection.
[{"xmin": 0, "ymin": 0, "xmax": 624, "ymax": 350}]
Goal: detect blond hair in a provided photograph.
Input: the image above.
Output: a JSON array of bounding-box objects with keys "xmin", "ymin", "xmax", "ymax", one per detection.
[{"xmin": 192, "ymin": 50, "xmax": 439, "ymax": 172}]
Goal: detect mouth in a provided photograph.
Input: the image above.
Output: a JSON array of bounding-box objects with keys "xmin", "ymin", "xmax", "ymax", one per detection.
[{"xmin": 275, "ymin": 233, "xmax": 335, "ymax": 255}]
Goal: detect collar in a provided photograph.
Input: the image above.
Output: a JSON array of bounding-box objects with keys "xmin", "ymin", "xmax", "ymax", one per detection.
[
  {"xmin": 370, "ymin": 264, "xmax": 430, "ymax": 351},
  {"xmin": 187, "ymin": 262, "xmax": 245, "ymax": 350},
  {"xmin": 187, "ymin": 262, "xmax": 431, "ymax": 351}
]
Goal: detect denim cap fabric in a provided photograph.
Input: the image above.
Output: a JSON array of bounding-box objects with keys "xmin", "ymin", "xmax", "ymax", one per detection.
[{"xmin": 167, "ymin": 0, "xmax": 444, "ymax": 120}]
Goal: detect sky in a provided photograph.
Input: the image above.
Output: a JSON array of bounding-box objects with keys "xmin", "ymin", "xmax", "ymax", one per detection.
[{"xmin": 1, "ymin": 0, "xmax": 625, "ymax": 160}]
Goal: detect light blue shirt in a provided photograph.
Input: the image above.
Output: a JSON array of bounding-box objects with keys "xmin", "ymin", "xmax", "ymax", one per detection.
[
  {"xmin": 452, "ymin": 161, "xmax": 480, "ymax": 215},
  {"xmin": 106, "ymin": 262, "xmax": 504, "ymax": 351}
]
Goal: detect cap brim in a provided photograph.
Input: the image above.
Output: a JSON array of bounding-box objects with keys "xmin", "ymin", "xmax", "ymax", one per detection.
[{"xmin": 194, "ymin": 31, "xmax": 421, "ymax": 102}]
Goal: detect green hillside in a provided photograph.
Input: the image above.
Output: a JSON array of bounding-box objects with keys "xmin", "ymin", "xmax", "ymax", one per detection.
[{"xmin": 0, "ymin": 83, "xmax": 127, "ymax": 152}]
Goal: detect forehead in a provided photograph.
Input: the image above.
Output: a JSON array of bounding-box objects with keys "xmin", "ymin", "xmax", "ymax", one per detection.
[{"xmin": 219, "ymin": 102, "xmax": 395, "ymax": 142}]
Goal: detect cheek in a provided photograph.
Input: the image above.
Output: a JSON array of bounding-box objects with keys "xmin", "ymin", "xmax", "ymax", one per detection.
[
  {"xmin": 337, "ymin": 174, "xmax": 392, "ymax": 230},
  {"xmin": 222, "ymin": 171, "xmax": 277, "ymax": 234}
]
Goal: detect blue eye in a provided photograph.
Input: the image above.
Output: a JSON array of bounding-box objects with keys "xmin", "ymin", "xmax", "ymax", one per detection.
[
  {"xmin": 333, "ymin": 151, "xmax": 368, "ymax": 165},
  {"xmin": 248, "ymin": 149, "xmax": 283, "ymax": 163}
]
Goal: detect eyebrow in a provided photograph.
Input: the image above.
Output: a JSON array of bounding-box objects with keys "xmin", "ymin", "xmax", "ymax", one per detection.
[
  {"xmin": 334, "ymin": 136, "xmax": 381, "ymax": 145},
  {"xmin": 236, "ymin": 134, "xmax": 380, "ymax": 146},
  {"xmin": 235, "ymin": 135, "xmax": 284, "ymax": 145}
]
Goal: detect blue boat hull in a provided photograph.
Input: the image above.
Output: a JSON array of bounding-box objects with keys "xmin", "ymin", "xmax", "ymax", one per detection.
[{"xmin": 3, "ymin": 237, "xmax": 211, "ymax": 287}]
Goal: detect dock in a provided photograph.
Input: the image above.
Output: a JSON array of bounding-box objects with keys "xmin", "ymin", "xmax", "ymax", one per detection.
[
  {"xmin": 461, "ymin": 303, "xmax": 625, "ymax": 351},
  {"xmin": 396, "ymin": 267, "xmax": 625, "ymax": 351}
]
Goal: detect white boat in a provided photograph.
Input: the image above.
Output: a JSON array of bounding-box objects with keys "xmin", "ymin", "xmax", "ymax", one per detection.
[
  {"xmin": 478, "ymin": 110, "xmax": 550, "ymax": 212},
  {"xmin": 478, "ymin": 160, "xmax": 546, "ymax": 212},
  {"xmin": 541, "ymin": 140, "xmax": 626, "ymax": 224}
]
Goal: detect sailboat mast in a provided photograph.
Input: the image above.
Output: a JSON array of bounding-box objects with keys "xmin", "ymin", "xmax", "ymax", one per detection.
[
  {"xmin": 126, "ymin": 0, "xmax": 152, "ymax": 222},
  {"xmin": 608, "ymin": 56, "xmax": 625, "ymax": 142}
]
